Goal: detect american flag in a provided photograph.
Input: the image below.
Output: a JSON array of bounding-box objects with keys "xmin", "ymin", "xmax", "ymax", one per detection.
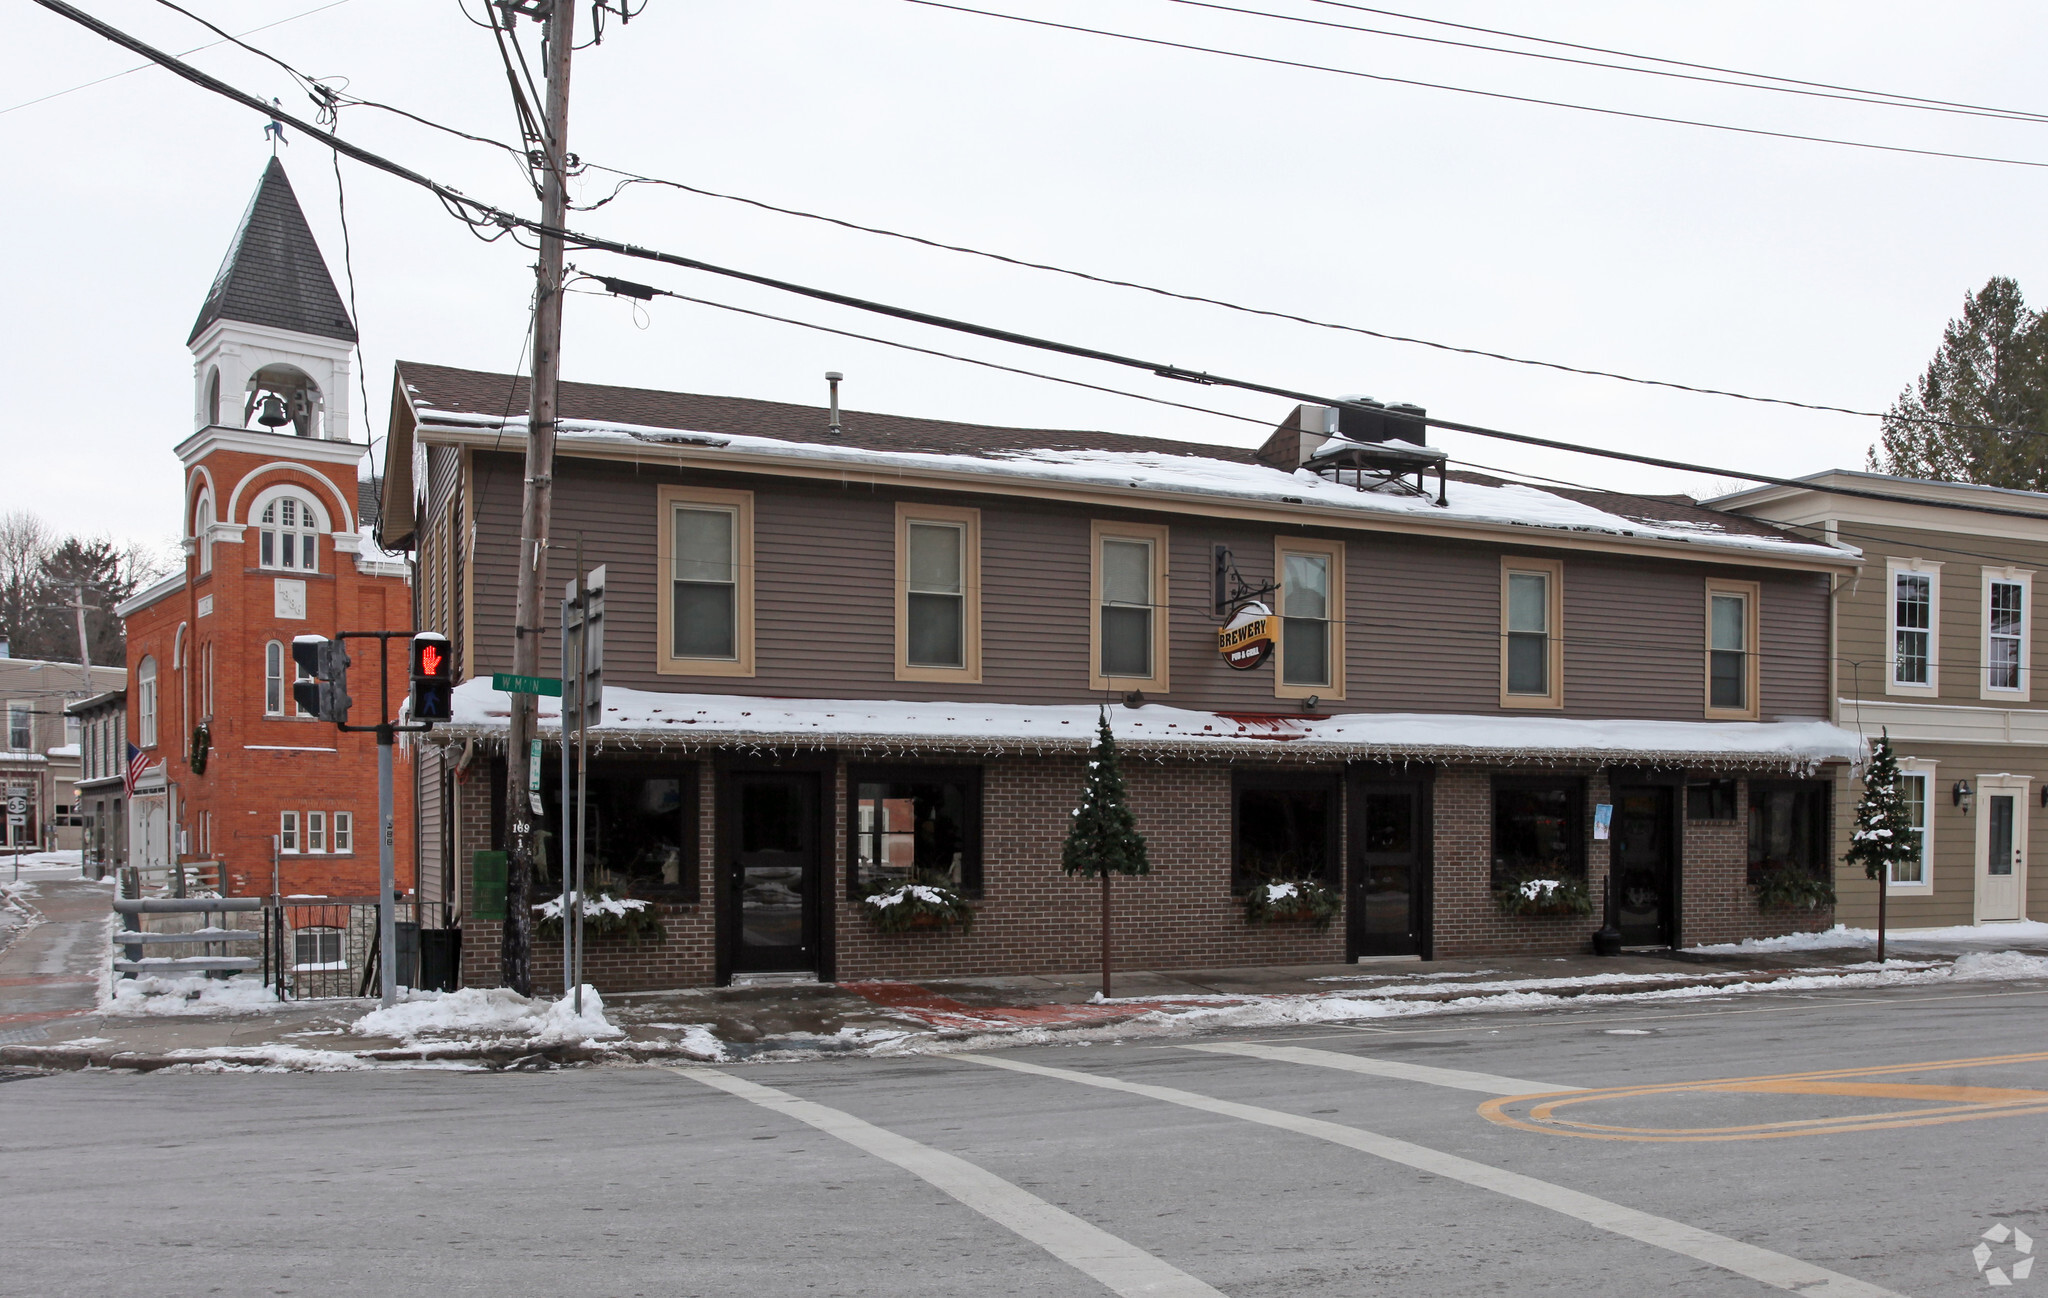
[{"xmin": 124, "ymin": 743, "xmax": 148, "ymax": 797}]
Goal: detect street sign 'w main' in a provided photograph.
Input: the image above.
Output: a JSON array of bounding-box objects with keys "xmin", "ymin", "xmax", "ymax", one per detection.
[{"xmin": 493, "ymin": 673, "xmax": 562, "ymax": 697}]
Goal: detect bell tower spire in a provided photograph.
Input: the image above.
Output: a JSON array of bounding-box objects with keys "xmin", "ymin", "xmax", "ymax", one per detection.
[{"xmin": 188, "ymin": 157, "xmax": 357, "ymax": 440}]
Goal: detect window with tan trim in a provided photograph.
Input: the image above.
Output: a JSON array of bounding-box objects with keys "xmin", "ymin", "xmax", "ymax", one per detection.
[
  {"xmin": 1704, "ymin": 579, "xmax": 1761, "ymax": 720},
  {"xmin": 1499, "ymin": 557, "xmax": 1563, "ymax": 709},
  {"xmin": 1274, "ymin": 536, "xmax": 1344, "ymax": 699},
  {"xmin": 895, "ymin": 503, "xmax": 982, "ymax": 683},
  {"xmin": 657, "ymin": 485, "xmax": 755, "ymax": 677},
  {"xmin": 1090, "ymin": 520, "xmax": 1170, "ymax": 692}
]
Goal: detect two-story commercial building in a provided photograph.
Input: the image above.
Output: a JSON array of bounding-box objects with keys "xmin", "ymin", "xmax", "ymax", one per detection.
[
  {"xmin": 66, "ymin": 687, "xmax": 128, "ymax": 874},
  {"xmin": 1718, "ymin": 470, "xmax": 2048, "ymax": 931},
  {"xmin": 381, "ymin": 365, "xmax": 1863, "ymax": 991},
  {"xmin": 1, "ymin": 655, "xmax": 125, "ymax": 854}
]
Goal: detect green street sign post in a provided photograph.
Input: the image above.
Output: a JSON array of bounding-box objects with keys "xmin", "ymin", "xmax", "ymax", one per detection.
[{"xmin": 493, "ymin": 672, "xmax": 562, "ymax": 697}]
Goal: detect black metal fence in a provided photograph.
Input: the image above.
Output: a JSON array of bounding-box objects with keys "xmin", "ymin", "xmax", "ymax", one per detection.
[{"xmin": 262, "ymin": 896, "xmax": 420, "ymax": 1000}]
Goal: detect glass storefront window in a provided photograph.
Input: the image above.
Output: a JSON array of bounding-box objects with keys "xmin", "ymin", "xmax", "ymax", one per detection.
[
  {"xmin": 1491, "ymin": 779, "xmax": 1586, "ymax": 889},
  {"xmin": 850, "ymin": 767, "xmax": 981, "ymax": 895},
  {"xmin": 1233, "ymin": 776, "xmax": 1338, "ymax": 893}
]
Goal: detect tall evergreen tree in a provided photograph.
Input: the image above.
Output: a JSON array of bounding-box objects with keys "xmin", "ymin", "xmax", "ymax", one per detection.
[
  {"xmin": 1869, "ymin": 277, "xmax": 2048, "ymax": 489},
  {"xmin": 1844, "ymin": 732, "xmax": 1918, "ymax": 961},
  {"xmin": 1062, "ymin": 712, "xmax": 1150, "ymax": 997}
]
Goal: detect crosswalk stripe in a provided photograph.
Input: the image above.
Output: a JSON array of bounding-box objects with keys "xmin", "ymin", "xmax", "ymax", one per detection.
[
  {"xmin": 961, "ymin": 1054, "xmax": 1903, "ymax": 1298},
  {"xmin": 673, "ymin": 1067, "xmax": 1228, "ymax": 1298},
  {"xmin": 1181, "ymin": 1041, "xmax": 1581, "ymax": 1095}
]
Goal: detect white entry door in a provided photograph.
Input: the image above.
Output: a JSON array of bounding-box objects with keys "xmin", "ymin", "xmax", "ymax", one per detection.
[{"xmin": 1974, "ymin": 776, "xmax": 2029, "ymax": 923}]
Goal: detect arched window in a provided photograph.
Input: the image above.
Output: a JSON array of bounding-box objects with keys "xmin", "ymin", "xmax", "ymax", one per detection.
[
  {"xmin": 137, "ymin": 656, "xmax": 158, "ymax": 749},
  {"xmin": 204, "ymin": 366, "xmax": 221, "ymax": 426},
  {"xmin": 259, "ymin": 496, "xmax": 320, "ymax": 572},
  {"xmin": 265, "ymin": 641, "xmax": 284, "ymax": 716},
  {"xmin": 195, "ymin": 495, "xmax": 215, "ymax": 574}
]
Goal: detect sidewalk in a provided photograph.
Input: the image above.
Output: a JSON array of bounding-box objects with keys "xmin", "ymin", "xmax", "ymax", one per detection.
[{"xmin": 5, "ymin": 916, "xmax": 2046, "ymax": 1072}]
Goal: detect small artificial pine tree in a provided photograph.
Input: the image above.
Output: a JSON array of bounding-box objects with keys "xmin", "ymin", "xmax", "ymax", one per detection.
[
  {"xmin": 1062, "ymin": 711, "xmax": 1150, "ymax": 997},
  {"xmin": 1844, "ymin": 731, "xmax": 1916, "ymax": 961}
]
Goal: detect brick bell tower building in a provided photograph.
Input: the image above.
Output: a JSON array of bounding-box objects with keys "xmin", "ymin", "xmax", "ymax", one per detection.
[{"xmin": 120, "ymin": 158, "xmax": 414, "ymax": 899}]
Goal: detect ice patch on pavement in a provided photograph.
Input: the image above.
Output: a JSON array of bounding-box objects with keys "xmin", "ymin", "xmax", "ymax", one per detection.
[{"xmin": 353, "ymin": 985, "xmax": 624, "ymax": 1046}]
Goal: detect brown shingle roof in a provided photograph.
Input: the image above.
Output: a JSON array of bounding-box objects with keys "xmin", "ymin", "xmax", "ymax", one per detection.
[{"xmin": 397, "ymin": 361, "xmax": 1258, "ymax": 462}]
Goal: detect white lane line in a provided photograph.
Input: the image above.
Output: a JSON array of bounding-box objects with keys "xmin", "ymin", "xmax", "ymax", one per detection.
[
  {"xmin": 1182, "ymin": 1041, "xmax": 1581, "ymax": 1095},
  {"xmin": 672, "ymin": 1067, "xmax": 1226, "ymax": 1298},
  {"xmin": 962, "ymin": 1055, "xmax": 1903, "ymax": 1298}
]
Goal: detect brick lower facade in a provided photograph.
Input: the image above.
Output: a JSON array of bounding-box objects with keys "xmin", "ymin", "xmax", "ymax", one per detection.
[{"xmin": 441, "ymin": 751, "xmax": 1833, "ymax": 993}]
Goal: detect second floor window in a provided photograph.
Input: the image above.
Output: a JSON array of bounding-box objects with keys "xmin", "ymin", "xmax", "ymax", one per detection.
[
  {"xmin": 259, "ymin": 496, "xmax": 319, "ymax": 571},
  {"xmin": 1100, "ymin": 536, "xmax": 1155, "ymax": 679},
  {"xmin": 1988, "ymin": 577, "xmax": 2026, "ymax": 692},
  {"xmin": 1501, "ymin": 558, "xmax": 1562, "ymax": 706},
  {"xmin": 906, "ymin": 522, "xmax": 966, "ymax": 669},
  {"xmin": 265, "ymin": 641, "xmax": 284, "ymax": 715},
  {"xmin": 1893, "ymin": 570, "xmax": 1933, "ymax": 685},
  {"xmin": 6, "ymin": 702, "xmax": 30, "ymax": 752},
  {"xmin": 1281, "ymin": 550, "xmax": 1332, "ymax": 689},
  {"xmin": 1705, "ymin": 581, "xmax": 1759, "ymax": 718},
  {"xmin": 672, "ymin": 504, "xmax": 738, "ymax": 659},
  {"xmin": 137, "ymin": 656, "xmax": 157, "ymax": 748}
]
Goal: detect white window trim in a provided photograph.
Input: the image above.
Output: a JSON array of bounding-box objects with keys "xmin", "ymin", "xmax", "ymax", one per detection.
[
  {"xmin": 1979, "ymin": 567, "xmax": 2032, "ymax": 702},
  {"xmin": 1885, "ymin": 557, "xmax": 1941, "ymax": 698},
  {"xmin": 1089, "ymin": 520, "xmax": 1171, "ymax": 693},
  {"xmin": 264, "ymin": 641, "xmax": 285, "ymax": 717},
  {"xmin": 1891, "ymin": 758, "xmax": 1936, "ymax": 894},
  {"xmin": 894, "ymin": 503, "xmax": 982, "ymax": 684},
  {"xmin": 250, "ymin": 485, "xmax": 328, "ymax": 575},
  {"xmin": 279, "ymin": 810, "xmax": 300, "ymax": 854},
  {"xmin": 332, "ymin": 811, "xmax": 353, "ymax": 854},
  {"xmin": 306, "ymin": 810, "xmax": 326, "ymax": 855},
  {"xmin": 5, "ymin": 701, "xmax": 30, "ymax": 753},
  {"xmin": 656, "ymin": 484, "xmax": 755, "ymax": 678},
  {"xmin": 137, "ymin": 657, "xmax": 158, "ymax": 749},
  {"xmin": 1273, "ymin": 536, "xmax": 1345, "ymax": 701}
]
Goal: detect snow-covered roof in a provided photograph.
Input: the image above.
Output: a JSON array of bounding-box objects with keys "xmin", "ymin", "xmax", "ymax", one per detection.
[
  {"xmin": 115, "ymin": 571, "xmax": 187, "ymax": 618},
  {"xmin": 396, "ymin": 362, "xmax": 1853, "ymax": 566},
  {"xmin": 433, "ymin": 679, "xmax": 1862, "ymax": 773},
  {"xmin": 46, "ymin": 744, "xmax": 79, "ymax": 760}
]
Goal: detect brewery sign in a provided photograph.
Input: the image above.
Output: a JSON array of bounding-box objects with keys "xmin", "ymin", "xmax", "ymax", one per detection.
[{"xmin": 1217, "ymin": 601, "xmax": 1275, "ymax": 671}]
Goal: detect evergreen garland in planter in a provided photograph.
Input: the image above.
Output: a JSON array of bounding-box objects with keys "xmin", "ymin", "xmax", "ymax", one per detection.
[
  {"xmin": 1493, "ymin": 874, "xmax": 1595, "ymax": 917},
  {"xmin": 1243, "ymin": 878, "xmax": 1342, "ymax": 929},
  {"xmin": 534, "ymin": 891, "xmax": 666, "ymax": 942},
  {"xmin": 1750, "ymin": 867, "xmax": 1836, "ymax": 912},
  {"xmin": 860, "ymin": 878, "xmax": 977, "ymax": 933}
]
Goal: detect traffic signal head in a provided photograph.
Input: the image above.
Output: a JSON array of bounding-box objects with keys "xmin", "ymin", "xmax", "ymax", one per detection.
[
  {"xmin": 291, "ymin": 635, "xmax": 351, "ymax": 725},
  {"xmin": 409, "ymin": 632, "xmax": 454, "ymax": 723}
]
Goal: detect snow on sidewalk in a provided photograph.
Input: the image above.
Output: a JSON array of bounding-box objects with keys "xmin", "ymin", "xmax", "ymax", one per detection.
[
  {"xmin": 1691, "ymin": 920, "xmax": 2048, "ymax": 953},
  {"xmin": 352, "ymin": 985, "xmax": 625, "ymax": 1049}
]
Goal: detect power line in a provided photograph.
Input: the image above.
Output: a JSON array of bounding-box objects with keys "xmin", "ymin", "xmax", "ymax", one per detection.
[
  {"xmin": 116, "ymin": 5, "xmax": 2034, "ymax": 439},
  {"xmin": 1, "ymin": 0, "xmax": 350, "ymax": 116},
  {"xmin": 893, "ymin": 0, "xmax": 2048, "ymax": 170},
  {"xmin": 37, "ymin": 0, "xmax": 2048, "ymax": 529},
  {"xmin": 1306, "ymin": 0, "xmax": 2048, "ymax": 125},
  {"xmin": 1170, "ymin": 0, "xmax": 2048, "ymax": 126}
]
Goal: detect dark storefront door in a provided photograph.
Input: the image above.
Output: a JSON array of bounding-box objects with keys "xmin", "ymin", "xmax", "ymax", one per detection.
[
  {"xmin": 1612, "ymin": 785, "xmax": 1676, "ymax": 948},
  {"xmin": 1349, "ymin": 777, "xmax": 1430, "ymax": 959},
  {"xmin": 727, "ymin": 772, "xmax": 820, "ymax": 974}
]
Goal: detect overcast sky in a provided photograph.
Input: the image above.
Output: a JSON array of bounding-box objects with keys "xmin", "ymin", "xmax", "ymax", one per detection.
[{"xmin": 7, "ymin": 0, "xmax": 2048, "ymax": 554}]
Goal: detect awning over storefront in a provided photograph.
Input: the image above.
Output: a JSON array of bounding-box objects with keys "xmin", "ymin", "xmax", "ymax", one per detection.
[{"xmin": 435, "ymin": 680, "xmax": 1863, "ymax": 775}]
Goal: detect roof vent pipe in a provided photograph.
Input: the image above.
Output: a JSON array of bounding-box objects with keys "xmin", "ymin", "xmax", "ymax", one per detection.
[{"xmin": 826, "ymin": 371, "xmax": 843, "ymax": 439}]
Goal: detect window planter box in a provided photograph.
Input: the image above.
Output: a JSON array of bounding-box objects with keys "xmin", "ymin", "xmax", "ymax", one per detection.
[
  {"xmin": 1243, "ymin": 879, "xmax": 1341, "ymax": 930},
  {"xmin": 861, "ymin": 881, "xmax": 976, "ymax": 934},
  {"xmin": 1492, "ymin": 875, "xmax": 1594, "ymax": 918},
  {"xmin": 534, "ymin": 893, "xmax": 666, "ymax": 942},
  {"xmin": 1749, "ymin": 868, "xmax": 1835, "ymax": 913}
]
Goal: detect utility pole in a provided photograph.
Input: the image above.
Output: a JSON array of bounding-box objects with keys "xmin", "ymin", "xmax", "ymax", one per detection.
[
  {"xmin": 502, "ymin": 0, "xmax": 576, "ymax": 996},
  {"xmin": 68, "ymin": 584, "xmax": 93, "ymax": 693}
]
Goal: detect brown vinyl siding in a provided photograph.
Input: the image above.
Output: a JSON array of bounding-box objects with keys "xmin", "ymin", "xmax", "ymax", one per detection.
[{"xmin": 461, "ymin": 452, "xmax": 1832, "ymax": 720}]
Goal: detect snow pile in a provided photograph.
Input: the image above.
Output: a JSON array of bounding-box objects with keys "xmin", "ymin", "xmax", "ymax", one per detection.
[
  {"xmin": 1949, "ymin": 950, "xmax": 2048, "ymax": 980},
  {"xmin": 534, "ymin": 893, "xmax": 649, "ymax": 921},
  {"xmin": 1691, "ymin": 920, "xmax": 2048, "ymax": 954},
  {"xmin": 1516, "ymin": 879, "xmax": 1567, "ymax": 902},
  {"xmin": 353, "ymin": 985, "xmax": 624, "ymax": 1046},
  {"xmin": 103, "ymin": 975, "xmax": 286, "ymax": 1016},
  {"xmin": 1263, "ymin": 882, "xmax": 1299, "ymax": 903}
]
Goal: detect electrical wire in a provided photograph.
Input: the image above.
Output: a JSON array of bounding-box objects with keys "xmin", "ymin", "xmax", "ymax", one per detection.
[
  {"xmin": 1, "ymin": 0, "xmax": 350, "ymax": 116},
  {"xmin": 114, "ymin": 3, "xmax": 2040, "ymax": 438},
  {"xmin": 1305, "ymin": 0, "xmax": 2048, "ymax": 125},
  {"xmin": 893, "ymin": 0, "xmax": 2048, "ymax": 170},
  {"xmin": 1166, "ymin": 0, "xmax": 2048, "ymax": 126},
  {"xmin": 40, "ymin": 0, "xmax": 2048, "ymax": 529}
]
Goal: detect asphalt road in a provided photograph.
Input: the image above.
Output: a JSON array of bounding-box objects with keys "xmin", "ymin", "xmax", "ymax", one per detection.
[{"xmin": 5, "ymin": 979, "xmax": 2046, "ymax": 1298}]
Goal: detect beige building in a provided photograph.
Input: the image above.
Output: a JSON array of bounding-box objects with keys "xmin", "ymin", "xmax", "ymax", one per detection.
[
  {"xmin": 1718, "ymin": 471, "xmax": 2048, "ymax": 930},
  {"xmin": 0, "ymin": 655, "xmax": 127, "ymax": 853}
]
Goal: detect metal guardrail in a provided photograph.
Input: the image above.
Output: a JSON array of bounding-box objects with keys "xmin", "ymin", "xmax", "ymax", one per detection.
[{"xmin": 112, "ymin": 896, "xmax": 262, "ymax": 978}]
